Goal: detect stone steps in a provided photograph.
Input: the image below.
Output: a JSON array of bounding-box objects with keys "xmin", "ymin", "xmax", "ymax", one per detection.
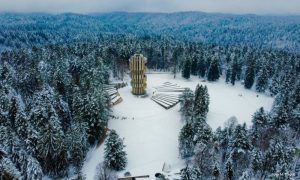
[{"xmin": 151, "ymin": 82, "xmax": 186, "ymax": 109}]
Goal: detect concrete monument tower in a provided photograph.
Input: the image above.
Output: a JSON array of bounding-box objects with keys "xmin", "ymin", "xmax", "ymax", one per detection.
[{"xmin": 129, "ymin": 54, "xmax": 147, "ymax": 95}]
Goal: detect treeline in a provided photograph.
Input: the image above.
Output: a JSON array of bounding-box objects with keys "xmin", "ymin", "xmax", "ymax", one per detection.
[
  {"xmin": 178, "ymin": 79, "xmax": 299, "ymax": 179},
  {"xmin": 1, "ymin": 12, "xmax": 300, "ymax": 52}
]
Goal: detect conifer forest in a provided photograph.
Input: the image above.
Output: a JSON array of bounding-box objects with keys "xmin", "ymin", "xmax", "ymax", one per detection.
[{"xmin": 0, "ymin": 8, "xmax": 299, "ymax": 180}]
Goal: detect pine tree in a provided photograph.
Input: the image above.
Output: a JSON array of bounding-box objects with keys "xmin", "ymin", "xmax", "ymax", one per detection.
[
  {"xmin": 225, "ymin": 158, "xmax": 234, "ymax": 180},
  {"xmin": 239, "ymin": 170, "xmax": 251, "ymax": 180},
  {"xmin": 67, "ymin": 122, "xmax": 88, "ymax": 173},
  {"xmin": 180, "ymin": 89, "xmax": 195, "ymax": 122},
  {"xmin": 180, "ymin": 165, "xmax": 201, "ymax": 180},
  {"xmin": 251, "ymin": 107, "xmax": 270, "ymax": 146},
  {"xmin": 225, "ymin": 67, "xmax": 231, "ymax": 84},
  {"xmin": 193, "ymin": 85, "xmax": 209, "ymax": 118},
  {"xmin": 230, "ymin": 58, "xmax": 238, "ymax": 85},
  {"xmin": 8, "ymin": 97, "xmax": 18, "ymax": 130},
  {"xmin": 36, "ymin": 116, "xmax": 68, "ymax": 177},
  {"xmin": 198, "ymin": 58, "xmax": 206, "ymax": 78},
  {"xmin": 269, "ymin": 70, "xmax": 281, "ymax": 96},
  {"xmin": 244, "ymin": 63, "xmax": 255, "ymax": 89},
  {"xmin": 290, "ymin": 104, "xmax": 300, "ymax": 134},
  {"xmin": 263, "ymin": 139, "xmax": 293, "ymax": 176},
  {"xmin": 179, "ymin": 123, "xmax": 195, "ymax": 158},
  {"xmin": 272, "ymin": 96, "xmax": 290, "ymax": 128},
  {"xmin": 194, "ymin": 141, "xmax": 214, "ymax": 176},
  {"xmin": 104, "ymin": 130, "xmax": 127, "ymax": 171},
  {"xmin": 232, "ymin": 124, "xmax": 250, "ymax": 151},
  {"xmin": 25, "ymin": 156, "xmax": 43, "ymax": 180},
  {"xmin": 73, "ymin": 86, "xmax": 109, "ymax": 144},
  {"xmin": 193, "ymin": 121, "xmax": 212, "ymax": 145},
  {"xmin": 182, "ymin": 59, "xmax": 191, "ymax": 79},
  {"xmin": 212, "ymin": 162, "xmax": 220, "ymax": 180},
  {"xmin": 289, "ymin": 80, "xmax": 300, "ymax": 109},
  {"xmin": 207, "ymin": 57, "xmax": 220, "ymax": 81},
  {"xmin": 251, "ymin": 149, "xmax": 263, "ymax": 176},
  {"xmin": 256, "ymin": 66, "xmax": 268, "ymax": 93},
  {"xmin": 8, "ymin": 96, "xmax": 28, "ymax": 138},
  {"xmin": 252, "ymin": 107, "xmax": 269, "ymax": 129},
  {"xmin": 0, "ymin": 157, "xmax": 21, "ymax": 179},
  {"xmin": 191, "ymin": 56, "xmax": 198, "ymax": 76}
]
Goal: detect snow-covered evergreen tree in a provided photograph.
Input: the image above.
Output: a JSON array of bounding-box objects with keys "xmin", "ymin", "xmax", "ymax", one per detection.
[
  {"xmin": 255, "ymin": 65, "xmax": 269, "ymax": 93},
  {"xmin": 182, "ymin": 59, "xmax": 191, "ymax": 79},
  {"xmin": 72, "ymin": 87, "xmax": 109, "ymax": 144},
  {"xmin": 252, "ymin": 107, "xmax": 269, "ymax": 129},
  {"xmin": 232, "ymin": 124, "xmax": 250, "ymax": 151},
  {"xmin": 251, "ymin": 148, "xmax": 263, "ymax": 177},
  {"xmin": 180, "ymin": 89, "xmax": 195, "ymax": 122},
  {"xmin": 207, "ymin": 56, "xmax": 220, "ymax": 81},
  {"xmin": 225, "ymin": 158, "xmax": 234, "ymax": 180},
  {"xmin": 179, "ymin": 123, "xmax": 195, "ymax": 158},
  {"xmin": 250, "ymin": 107, "xmax": 271, "ymax": 146},
  {"xmin": 197, "ymin": 57, "xmax": 206, "ymax": 78},
  {"xmin": 272, "ymin": 96, "xmax": 290, "ymax": 128},
  {"xmin": 104, "ymin": 130, "xmax": 127, "ymax": 171},
  {"xmin": 194, "ymin": 141, "xmax": 214, "ymax": 177},
  {"xmin": 180, "ymin": 165, "xmax": 201, "ymax": 180},
  {"xmin": 9, "ymin": 96, "xmax": 28, "ymax": 139},
  {"xmin": 193, "ymin": 121, "xmax": 212, "ymax": 145},
  {"xmin": 212, "ymin": 162, "xmax": 220, "ymax": 180},
  {"xmin": 0, "ymin": 156, "xmax": 21, "ymax": 179},
  {"xmin": 67, "ymin": 122, "xmax": 88, "ymax": 173},
  {"xmin": 36, "ymin": 117, "xmax": 68, "ymax": 177},
  {"xmin": 25, "ymin": 155, "xmax": 43, "ymax": 180},
  {"xmin": 191, "ymin": 55, "xmax": 198, "ymax": 76},
  {"xmin": 230, "ymin": 56, "xmax": 238, "ymax": 85},
  {"xmin": 225, "ymin": 67, "xmax": 231, "ymax": 84},
  {"xmin": 193, "ymin": 84, "xmax": 209, "ymax": 119},
  {"xmin": 290, "ymin": 104, "xmax": 300, "ymax": 134},
  {"xmin": 244, "ymin": 61, "xmax": 255, "ymax": 89}
]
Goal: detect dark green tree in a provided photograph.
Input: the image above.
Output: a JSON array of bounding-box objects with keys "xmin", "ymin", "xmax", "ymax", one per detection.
[
  {"xmin": 212, "ymin": 162, "xmax": 220, "ymax": 180},
  {"xmin": 207, "ymin": 57, "xmax": 220, "ymax": 81},
  {"xmin": 104, "ymin": 130, "xmax": 127, "ymax": 171},
  {"xmin": 230, "ymin": 58, "xmax": 238, "ymax": 85},
  {"xmin": 36, "ymin": 119, "xmax": 68, "ymax": 177},
  {"xmin": 244, "ymin": 63, "xmax": 255, "ymax": 89},
  {"xmin": 193, "ymin": 85, "xmax": 209, "ymax": 118},
  {"xmin": 256, "ymin": 66, "xmax": 268, "ymax": 93},
  {"xmin": 180, "ymin": 165, "xmax": 201, "ymax": 180},
  {"xmin": 179, "ymin": 123, "xmax": 195, "ymax": 158},
  {"xmin": 272, "ymin": 96, "xmax": 290, "ymax": 128},
  {"xmin": 182, "ymin": 59, "xmax": 191, "ymax": 79},
  {"xmin": 191, "ymin": 55, "xmax": 198, "ymax": 76},
  {"xmin": 180, "ymin": 89, "xmax": 195, "ymax": 122},
  {"xmin": 197, "ymin": 58, "xmax": 206, "ymax": 78},
  {"xmin": 225, "ymin": 158, "xmax": 234, "ymax": 180}
]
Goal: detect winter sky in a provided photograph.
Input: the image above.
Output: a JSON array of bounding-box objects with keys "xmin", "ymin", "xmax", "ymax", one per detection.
[{"xmin": 0, "ymin": 0, "xmax": 299, "ymax": 15}]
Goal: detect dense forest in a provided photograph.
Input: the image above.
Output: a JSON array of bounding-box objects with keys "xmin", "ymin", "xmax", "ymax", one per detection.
[
  {"xmin": 1, "ymin": 12, "xmax": 300, "ymax": 52},
  {"xmin": 0, "ymin": 12, "xmax": 299, "ymax": 179}
]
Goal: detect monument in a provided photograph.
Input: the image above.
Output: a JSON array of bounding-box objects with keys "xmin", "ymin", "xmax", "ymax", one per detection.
[{"xmin": 129, "ymin": 54, "xmax": 147, "ymax": 95}]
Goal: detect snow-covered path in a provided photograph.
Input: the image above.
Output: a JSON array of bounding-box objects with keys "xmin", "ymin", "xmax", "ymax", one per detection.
[{"xmin": 82, "ymin": 73, "xmax": 274, "ymax": 179}]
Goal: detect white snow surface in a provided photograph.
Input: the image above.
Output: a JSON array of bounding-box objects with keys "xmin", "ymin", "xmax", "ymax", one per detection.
[{"xmin": 82, "ymin": 73, "xmax": 274, "ymax": 180}]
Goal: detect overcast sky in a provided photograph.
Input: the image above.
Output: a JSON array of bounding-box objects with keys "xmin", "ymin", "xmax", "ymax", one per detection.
[{"xmin": 0, "ymin": 0, "xmax": 299, "ymax": 15}]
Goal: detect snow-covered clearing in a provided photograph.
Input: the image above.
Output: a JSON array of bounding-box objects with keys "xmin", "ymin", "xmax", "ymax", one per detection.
[{"xmin": 82, "ymin": 73, "xmax": 274, "ymax": 179}]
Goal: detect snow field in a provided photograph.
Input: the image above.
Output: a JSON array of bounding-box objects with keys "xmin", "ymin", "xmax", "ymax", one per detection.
[{"xmin": 82, "ymin": 73, "xmax": 274, "ymax": 179}]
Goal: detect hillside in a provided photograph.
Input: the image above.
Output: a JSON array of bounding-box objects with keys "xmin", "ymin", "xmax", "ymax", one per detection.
[{"xmin": 0, "ymin": 12, "xmax": 300, "ymax": 52}]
